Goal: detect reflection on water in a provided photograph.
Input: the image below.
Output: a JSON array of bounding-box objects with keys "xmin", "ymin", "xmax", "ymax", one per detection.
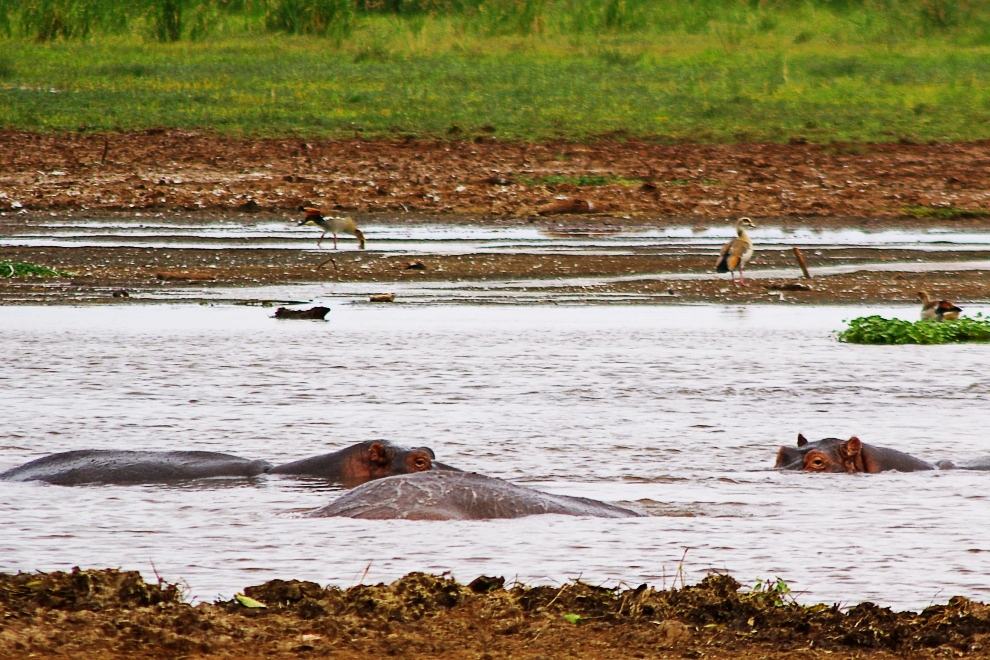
[{"xmin": 1, "ymin": 304, "xmax": 988, "ymax": 609}]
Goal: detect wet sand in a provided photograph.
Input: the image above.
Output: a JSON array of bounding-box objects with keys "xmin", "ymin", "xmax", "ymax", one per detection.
[{"xmin": 2, "ymin": 569, "xmax": 989, "ymax": 659}]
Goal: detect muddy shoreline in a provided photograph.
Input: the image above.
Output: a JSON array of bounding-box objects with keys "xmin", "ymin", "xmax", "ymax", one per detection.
[
  {"xmin": 1, "ymin": 244, "xmax": 987, "ymax": 306},
  {"xmin": 2, "ymin": 568, "xmax": 989, "ymax": 659},
  {"xmin": 3, "ymin": 130, "xmax": 990, "ymax": 226},
  {"xmin": 3, "ymin": 131, "xmax": 989, "ymax": 305}
]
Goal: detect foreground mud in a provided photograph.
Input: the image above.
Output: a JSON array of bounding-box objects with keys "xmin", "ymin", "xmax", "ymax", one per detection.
[
  {"xmin": 3, "ymin": 130, "xmax": 990, "ymax": 224},
  {"xmin": 2, "ymin": 569, "xmax": 989, "ymax": 659}
]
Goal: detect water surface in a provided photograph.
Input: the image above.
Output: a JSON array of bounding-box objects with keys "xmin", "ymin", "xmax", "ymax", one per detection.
[{"xmin": 1, "ymin": 304, "xmax": 988, "ymax": 609}]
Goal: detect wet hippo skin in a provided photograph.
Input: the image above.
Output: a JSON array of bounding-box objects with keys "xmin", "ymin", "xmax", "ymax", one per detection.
[
  {"xmin": 269, "ymin": 440, "xmax": 443, "ymax": 486},
  {"xmin": 775, "ymin": 435, "xmax": 935, "ymax": 473},
  {"xmin": 0, "ymin": 450, "xmax": 273, "ymax": 485},
  {"xmin": 309, "ymin": 471, "xmax": 644, "ymax": 520}
]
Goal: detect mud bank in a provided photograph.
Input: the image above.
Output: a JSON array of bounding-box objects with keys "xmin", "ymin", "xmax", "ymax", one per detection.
[
  {"xmin": 1, "ymin": 244, "xmax": 987, "ymax": 305},
  {"xmin": 3, "ymin": 131, "xmax": 990, "ymax": 225},
  {"xmin": 2, "ymin": 568, "xmax": 989, "ymax": 659}
]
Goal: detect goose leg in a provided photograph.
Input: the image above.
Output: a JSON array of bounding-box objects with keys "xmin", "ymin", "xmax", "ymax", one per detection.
[
  {"xmin": 739, "ymin": 267, "xmax": 748, "ymax": 287},
  {"xmin": 333, "ymin": 234, "xmax": 339, "ymax": 249},
  {"xmin": 317, "ymin": 230, "xmax": 327, "ymax": 248}
]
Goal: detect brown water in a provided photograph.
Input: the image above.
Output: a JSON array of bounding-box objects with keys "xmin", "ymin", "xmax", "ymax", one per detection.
[{"xmin": 1, "ymin": 304, "xmax": 988, "ymax": 609}]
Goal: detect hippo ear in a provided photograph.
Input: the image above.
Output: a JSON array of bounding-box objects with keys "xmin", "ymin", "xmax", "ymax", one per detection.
[
  {"xmin": 797, "ymin": 434, "xmax": 808, "ymax": 447},
  {"xmin": 841, "ymin": 436, "xmax": 863, "ymax": 458},
  {"xmin": 368, "ymin": 442, "xmax": 390, "ymax": 467}
]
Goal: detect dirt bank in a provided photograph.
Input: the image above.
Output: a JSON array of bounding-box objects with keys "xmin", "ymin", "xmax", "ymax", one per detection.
[
  {"xmin": 3, "ymin": 131, "xmax": 990, "ymax": 225},
  {"xmin": 2, "ymin": 568, "xmax": 989, "ymax": 659}
]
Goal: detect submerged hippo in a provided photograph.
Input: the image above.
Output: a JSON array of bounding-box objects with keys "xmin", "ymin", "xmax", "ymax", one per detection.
[
  {"xmin": 775, "ymin": 434, "xmax": 990, "ymax": 473},
  {"xmin": 309, "ymin": 471, "xmax": 644, "ymax": 520},
  {"xmin": 269, "ymin": 440, "xmax": 447, "ymax": 486},
  {"xmin": 1, "ymin": 440, "xmax": 451, "ymax": 487},
  {"xmin": 0, "ymin": 450, "xmax": 273, "ymax": 485}
]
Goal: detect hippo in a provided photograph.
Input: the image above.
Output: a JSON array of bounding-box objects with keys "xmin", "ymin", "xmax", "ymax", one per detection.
[
  {"xmin": 0, "ymin": 440, "xmax": 453, "ymax": 487},
  {"xmin": 309, "ymin": 470, "xmax": 644, "ymax": 520},
  {"xmin": 775, "ymin": 434, "xmax": 940, "ymax": 473},
  {"xmin": 775, "ymin": 435, "xmax": 990, "ymax": 473},
  {"xmin": 268, "ymin": 440, "xmax": 448, "ymax": 486},
  {"xmin": 0, "ymin": 450, "xmax": 273, "ymax": 485}
]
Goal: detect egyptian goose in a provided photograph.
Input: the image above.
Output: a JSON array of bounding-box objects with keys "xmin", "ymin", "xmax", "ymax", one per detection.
[
  {"xmin": 299, "ymin": 207, "xmax": 365, "ymax": 249},
  {"xmin": 715, "ymin": 217, "xmax": 756, "ymax": 286},
  {"xmin": 917, "ymin": 291, "xmax": 961, "ymax": 321}
]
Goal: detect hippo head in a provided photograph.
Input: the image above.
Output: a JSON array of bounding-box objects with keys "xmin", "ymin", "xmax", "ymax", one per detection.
[
  {"xmin": 774, "ymin": 434, "xmax": 866, "ymax": 472},
  {"xmin": 362, "ymin": 440, "xmax": 435, "ymax": 479}
]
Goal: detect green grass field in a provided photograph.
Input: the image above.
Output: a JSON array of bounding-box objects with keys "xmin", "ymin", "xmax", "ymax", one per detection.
[{"xmin": 2, "ymin": 1, "xmax": 990, "ymax": 141}]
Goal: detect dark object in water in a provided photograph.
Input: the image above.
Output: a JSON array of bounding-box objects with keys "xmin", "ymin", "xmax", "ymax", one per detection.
[
  {"xmin": 0, "ymin": 450, "xmax": 273, "ymax": 485},
  {"xmin": 405, "ymin": 261, "xmax": 427, "ymax": 270},
  {"xmin": 765, "ymin": 282, "xmax": 812, "ymax": 292},
  {"xmin": 309, "ymin": 470, "xmax": 644, "ymax": 520},
  {"xmin": 274, "ymin": 306, "xmax": 330, "ymax": 320},
  {"xmin": 270, "ymin": 440, "xmax": 442, "ymax": 487},
  {"xmin": 111, "ymin": 289, "xmax": 130, "ymax": 298}
]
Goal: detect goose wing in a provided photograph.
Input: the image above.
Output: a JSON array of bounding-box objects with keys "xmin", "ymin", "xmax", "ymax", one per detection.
[{"xmin": 716, "ymin": 238, "xmax": 735, "ymax": 272}]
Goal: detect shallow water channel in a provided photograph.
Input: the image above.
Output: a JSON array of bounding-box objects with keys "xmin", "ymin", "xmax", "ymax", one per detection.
[
  {"xmin": 1, "ymin": 303, "xmax": 988, "ymax": 610},
  {"xmin": 8, "ymin": 220, "xmax": 990, "ymax": 254}
]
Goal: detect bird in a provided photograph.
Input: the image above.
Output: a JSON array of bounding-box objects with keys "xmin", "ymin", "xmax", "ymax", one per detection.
[
  {"xmin": 299, "ymin": 207, "xmax": 365, "ymax": 249},
  {"xmin": 917, "ymin": 291, "xmax": 962, "ymax": 321},
  {"xmin": 715, "ymin": 217, "xmax": 756, "ymax": 286}
]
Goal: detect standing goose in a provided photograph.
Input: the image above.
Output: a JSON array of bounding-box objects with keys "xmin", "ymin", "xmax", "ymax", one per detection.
[
  {"xmin": 299, "ymin": 207, "xmax": 366, "ymax": 249},
  {"xmin": 917, "ymin": 291, "xmax": 962, "ymax": 321},
  {"xmin": 716, "ymin": 217, "xmax": 756, "ymax": 286}
]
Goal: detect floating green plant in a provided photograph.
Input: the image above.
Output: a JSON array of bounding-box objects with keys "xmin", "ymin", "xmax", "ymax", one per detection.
[
  {"xmin": 838, "ymin": 315, "xmax": 990, "ymax": 345},
  {"xmin": 0, "ymin": 261, "xmax": 72, "ymax": 278}
]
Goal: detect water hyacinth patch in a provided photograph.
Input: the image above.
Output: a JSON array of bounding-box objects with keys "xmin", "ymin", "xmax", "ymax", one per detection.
[{"xmin": 838, "ymin": 315, "xmax": 990, "ymax": 345}]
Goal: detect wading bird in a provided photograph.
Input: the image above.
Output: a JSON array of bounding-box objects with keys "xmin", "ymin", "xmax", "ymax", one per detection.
[
  {"xmin": 917, "ymin": 291, "xmax": 962, "ymax": 321},
  {"xmin": 299, "ymin": 207, "xmax": 365, "ymax": 249},
  {"xmin": 715, "ymin": 217, "xmax": 756, "ymax": 286}
]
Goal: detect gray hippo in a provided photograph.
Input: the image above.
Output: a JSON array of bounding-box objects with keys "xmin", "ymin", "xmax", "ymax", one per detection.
[
  {"xmin": 0, "ymin": 440, "xmax": 450, "ymax": 486},
  {"xmin": 775, "ymin": 434, "xmax": 990, "ymax": 473},
  {"xmin": 0, "ymin": 450, "xmax": 272, "ymax": 485},
  {"xmin": 309, "ymin": 471, "xmax": 644, "ymax": 520}
]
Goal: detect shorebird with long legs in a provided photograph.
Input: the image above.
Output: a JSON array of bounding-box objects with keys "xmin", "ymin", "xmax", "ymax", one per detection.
[
  {"xmin": 715, "ymin": 217, "xmax": 756, "ymax": 286},
  {"xmin": 299, "ymin": 207, "xmax": 366, "ymax": 249},
  {"xmin": 917, "ymin": 290, "xmax": 962, "ymax": 321}
]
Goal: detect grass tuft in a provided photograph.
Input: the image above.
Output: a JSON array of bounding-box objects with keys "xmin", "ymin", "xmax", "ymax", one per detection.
[
  {"xmin": 0, "ymin": 261, "xmax": 73, "ymax": 278},
  {"xmin": 838, "ymin": 315, "xmax": 990, "ymax": 345}
]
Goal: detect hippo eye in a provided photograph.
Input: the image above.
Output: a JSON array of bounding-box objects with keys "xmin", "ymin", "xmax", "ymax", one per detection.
[
  {"xmin": 809, "ymin": 457, "xmax": 825, "ymax": 469},
  {"xmin": 412, "ymin": 456, "xmax": 430, "ymax": 471}
]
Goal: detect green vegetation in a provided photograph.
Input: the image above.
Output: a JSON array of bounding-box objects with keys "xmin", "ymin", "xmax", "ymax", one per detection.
[
  {"xmin": 2, "ymin": 1, "xmax": 990, "ymax": 140},
  {"xmin": 838, "ymin": 314, "xmax": 990, "ymax": 344},
  {"xmin": 0, "ymin": 261, "xmax": 73, "ymax": 277},
  {"xmin": 900, "ymin": 205, "xmax": 990, "ymax": 220},
  {"xmin": 0, "ymin": 260, "xmax": 73, "ymax": 277}
]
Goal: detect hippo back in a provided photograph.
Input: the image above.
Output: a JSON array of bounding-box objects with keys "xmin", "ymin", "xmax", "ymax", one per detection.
[
  {"xmin": 309, "ymin": 471, "xmax": 643, "ymax": 520},
  {"xmin": 0, "ymin": 450, "xmax": 273, "ymax": 485}
]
